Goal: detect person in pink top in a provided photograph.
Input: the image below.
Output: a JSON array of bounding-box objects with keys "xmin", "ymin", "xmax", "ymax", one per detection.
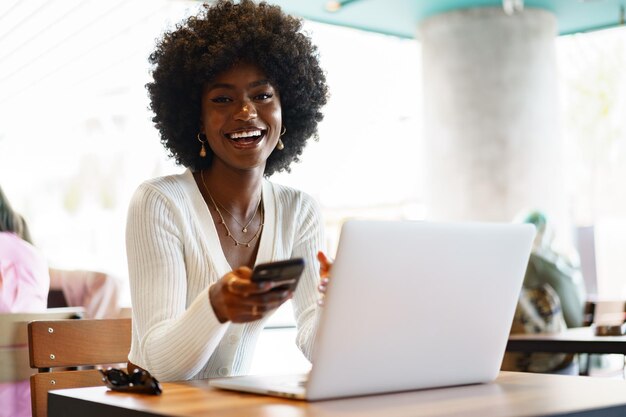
[{"xmin": 0, "ymin": 185, "xmax": 50, "ymax": 417}]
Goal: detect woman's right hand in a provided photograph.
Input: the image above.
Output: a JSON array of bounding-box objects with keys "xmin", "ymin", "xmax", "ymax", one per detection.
[{"xmin": 209, "ymin": 267, "xmax": 293, "ymax": 323}]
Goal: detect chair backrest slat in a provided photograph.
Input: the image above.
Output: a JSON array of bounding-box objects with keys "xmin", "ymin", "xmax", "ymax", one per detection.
[
  {"xmin": 28, "ymin": 318, "xmax": 132, "ymax": 417},
  {"xmin": 28, "ymin": 318, "xmax": 131, "ymax": 368},
  {"xmin": 30, "ymin": 369, "xmax": 106, "ymax": 416}
]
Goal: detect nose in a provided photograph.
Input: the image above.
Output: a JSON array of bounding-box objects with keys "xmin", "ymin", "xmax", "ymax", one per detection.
[{"xmin": 235, "ymin": 102, "xmax": 257, "ymax": 121}]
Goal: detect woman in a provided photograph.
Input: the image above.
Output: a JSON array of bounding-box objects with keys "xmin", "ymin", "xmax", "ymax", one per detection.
[
  {"xmin": 0, "ymin": 185, "xmax": 49, "ymax": 312},
  {"xmin": 502, "ymin": 210, "xmax": 585, "ymax": 374},
  {"xmin": 0, "ymin": 185, "xmax": 49, "ymax": 417},
  {"xmin": 126, "ymin": 0, "xmax": 329, "ymax": 381}
]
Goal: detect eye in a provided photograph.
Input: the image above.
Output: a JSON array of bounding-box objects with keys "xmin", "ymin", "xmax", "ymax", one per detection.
[
  {"xmin": 254, "ymin": 92, "xmax": 274, "ymax": 101},
  {"xmin": 210, "ymin": 96, "xmax": 232, "ymax": 104}
]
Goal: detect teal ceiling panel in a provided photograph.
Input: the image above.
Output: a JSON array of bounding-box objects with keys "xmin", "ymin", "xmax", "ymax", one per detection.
[{"xmin": 268, "ymin": 0, "xmax": 626, "ymax": 38}]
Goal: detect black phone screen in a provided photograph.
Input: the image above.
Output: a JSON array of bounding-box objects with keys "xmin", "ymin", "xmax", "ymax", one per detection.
[{"xmin": 251, "ymin": 258, "xmax": 305, "ymax": 291}]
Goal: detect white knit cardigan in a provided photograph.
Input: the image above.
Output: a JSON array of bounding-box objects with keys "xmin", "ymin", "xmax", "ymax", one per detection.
[{"xmin": 126, "ymin": 169, "xmax": 323, "ymax": 381}]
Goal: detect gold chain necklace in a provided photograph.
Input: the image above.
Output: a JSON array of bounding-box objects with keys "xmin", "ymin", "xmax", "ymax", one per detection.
[
  {"xmin": 213, "ymin": 193, "xmax": 261, "ymax": 233},
  {"xmin": 200, "ymin": 172, "xmax": 264, "ymax": 248}
]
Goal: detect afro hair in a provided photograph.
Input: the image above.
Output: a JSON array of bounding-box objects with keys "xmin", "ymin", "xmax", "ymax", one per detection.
[{"xmin": 147, "ymin": 0, "xmax": 329, "ymax": 175}]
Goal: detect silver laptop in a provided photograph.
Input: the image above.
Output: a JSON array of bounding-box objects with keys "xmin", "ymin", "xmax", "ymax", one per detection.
[{"xmin": 210, "ymin": 220, "xmax": 535, "ymax": 401}]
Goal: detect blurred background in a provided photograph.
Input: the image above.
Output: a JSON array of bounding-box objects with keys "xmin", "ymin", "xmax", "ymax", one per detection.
[{"xmin": 1, "ymin": 0, "xmax": 625, "ymax": 372}]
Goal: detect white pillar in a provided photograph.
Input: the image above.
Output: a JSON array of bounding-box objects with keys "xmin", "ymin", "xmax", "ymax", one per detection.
[{"xmin": 419, "ymin": 7, "xmax": 566, "ymax": 229}]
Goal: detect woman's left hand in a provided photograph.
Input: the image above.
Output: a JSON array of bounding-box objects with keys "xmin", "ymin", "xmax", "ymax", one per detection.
[{"xmin": 317, "ymin": 251, "xmax": 333, "ymax": 306}]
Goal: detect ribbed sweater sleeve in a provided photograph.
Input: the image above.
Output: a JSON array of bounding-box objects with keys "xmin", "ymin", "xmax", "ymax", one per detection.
[{"xmin": 126, "ymin": 182, "xmax": 227, "ymax": 381}]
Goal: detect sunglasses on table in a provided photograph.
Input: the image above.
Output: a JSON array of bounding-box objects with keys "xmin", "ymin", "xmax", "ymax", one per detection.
[{"xmin": 99, "ymin": 367, "xmax": 163, "ymax": 395}]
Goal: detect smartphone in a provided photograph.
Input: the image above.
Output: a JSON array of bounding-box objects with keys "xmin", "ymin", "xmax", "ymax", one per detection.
[{"xmin": 251, "ymin": 258, "xmax": 305, "ymax": 291}]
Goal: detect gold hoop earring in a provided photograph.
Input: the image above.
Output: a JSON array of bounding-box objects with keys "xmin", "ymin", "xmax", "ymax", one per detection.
[
  {"xmin": 276, "ymin": 126, "xmax": 286, "ymax": 150},
  {"xmin": 197, "ymin": 133, "xmax": 207, "ymax": 157}
]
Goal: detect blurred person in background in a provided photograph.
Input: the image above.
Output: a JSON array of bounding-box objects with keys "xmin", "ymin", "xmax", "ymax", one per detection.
[
  {"xmin": 521, "ymin": 210, "xmax": 586, "ymax": 329},
  {"xmin": 0, "ymin": 185, "xmax": 50, "ymax": 417},
  {"xmin": 48, "ymin": 268, "xmax": 123, "ymax": 319},
  {"xmin": 502, "ymin": 210, "xmax": 586, "ymax": 374},
  {"xmin": 0, "ymin": 184, "xmax": 49, "ymax": 312}
]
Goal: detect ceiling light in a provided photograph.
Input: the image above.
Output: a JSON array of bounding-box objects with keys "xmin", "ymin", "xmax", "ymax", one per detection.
[
  {"xmin": 325, "ymin": 0, "xmax": 360, "ymax": 13},
  {"xmin": 325, "ymin": 1, "xmax": 341, "ymax": 12},
  {"xmin": 502, "ymin": 0, "xmax": 524, "ymax": 15}
]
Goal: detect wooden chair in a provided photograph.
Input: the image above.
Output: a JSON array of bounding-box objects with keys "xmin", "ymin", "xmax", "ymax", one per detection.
[
  {"xmin": 0, "ymin": 308, "xmax": 84, "ymax": 384},
  {"xmin": 28, "ymin": 318, "xmax": 131, "ymax": 417}
]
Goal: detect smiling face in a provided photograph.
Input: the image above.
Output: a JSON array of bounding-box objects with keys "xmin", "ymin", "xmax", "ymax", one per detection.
[{"xmin": 200, "ymin": 62, "xmax": 282, "ymax": 174}]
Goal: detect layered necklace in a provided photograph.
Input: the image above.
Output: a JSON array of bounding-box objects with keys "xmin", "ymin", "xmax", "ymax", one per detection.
[{"xmin": 200, "ymin": 172, "xmax": 264, "ymax": 248}]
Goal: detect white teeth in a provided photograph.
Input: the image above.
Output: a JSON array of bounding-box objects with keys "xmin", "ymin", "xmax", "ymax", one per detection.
[{"xmin": 229, "ymin": 130, "xmax": 262, "ymax": 139}]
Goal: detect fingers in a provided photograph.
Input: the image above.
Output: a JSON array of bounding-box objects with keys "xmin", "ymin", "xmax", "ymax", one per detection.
[
  {"xmin": 233, "ymin": 266, "xmax": 253, "ymax": 280},
  {"xmin": 228, "ymin": 291, "xmax": 293, "ymax": 323},
  {"xmin": 317, "ymin": 278, "xmax": 329, "ymax": 307},
  {"xmin": 317, "ymin": 276, "xmax": 330, "ymax": 307},
  {"xmin": 249, "ymin": 296, "xmax": 286, "ymax": 313},
  {"xmin": 318, "ymin": 277, "xmax": 329, "ymax": 294},
  {"xmin": 240, "ymin": 289, "xmax": 292, "ymax": 307},
  {"xmin": 225, "ymin": 268, "xmax": 271, "ymax": 296},
  {"xmin": 317, "ymin": 251, "xmax": 333, "ymax": 307},
  {"xmin": 215, "ymin": 268, "xmax": 295, "ymax": 323},
  {"xmin": 317, "ymin": 251, "xmax": 332, "ymax": 278}
]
